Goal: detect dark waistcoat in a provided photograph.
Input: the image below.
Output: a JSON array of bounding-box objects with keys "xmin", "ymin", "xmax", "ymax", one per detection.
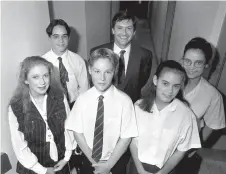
[{"xmin": 11, "ymin": 88, "xmax": 68, "ymax": 174}]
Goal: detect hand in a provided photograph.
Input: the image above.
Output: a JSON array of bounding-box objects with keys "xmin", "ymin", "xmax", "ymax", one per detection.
[
  {"xmin": 92, "ymin": 161, "xmax": 111, "ymax": 174},
  {"xmin": 46, "ymin": 167, "xmax": 55, "ymax": 174},
  {"xmin": 53, "ymin": 159, "xmax": 68, "ymax": 172}
]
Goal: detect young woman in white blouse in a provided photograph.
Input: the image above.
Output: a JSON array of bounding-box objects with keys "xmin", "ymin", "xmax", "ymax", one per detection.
[
  {"xmin": 8, "ymin": 56, "xmax": 74, "ymax": 174},
  {"xmin": 129, "ymin": 60, "xmax": 201, "ymax": 174},
  {"xmin": 181, "ymin": 37, "xmax": 225, "ymax": 146}
]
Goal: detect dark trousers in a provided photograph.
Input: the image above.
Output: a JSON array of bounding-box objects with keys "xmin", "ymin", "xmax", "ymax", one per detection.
[
  {"xmin": 128, "ymin": 158, "xmax": 160, "ymax": 174},
  {"xmin": 80, "ymin": 150, "xmax": 130, "ymax": 174},
  {"xmin": 174, "ymin": 152, "xmax": 202, "ymax": 174}
]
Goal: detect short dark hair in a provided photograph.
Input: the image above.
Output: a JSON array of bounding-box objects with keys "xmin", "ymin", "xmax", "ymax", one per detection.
[
  {"xmin": 112, "ymin": 10, "xmax": 136, "ymax": 30},
  {"xmin": 183, "ymin": 37, "xmax": 213, "ymax": 64},
  {"xmin": 46, "ymin": 19, "xmax": 71, "ymax": 37}
]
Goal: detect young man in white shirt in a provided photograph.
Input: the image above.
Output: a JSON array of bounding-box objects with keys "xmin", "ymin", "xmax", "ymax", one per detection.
[
  {"xmin": 42, "ymin": 19, "xmax": 89, "ymax": 109},
  {"xmin": 65, "ymin": 48, "xmax": 138, "ymax": 174},
  {"xmin": 42, "ymin": 18, "xmax": 89, "ymax": 174}
]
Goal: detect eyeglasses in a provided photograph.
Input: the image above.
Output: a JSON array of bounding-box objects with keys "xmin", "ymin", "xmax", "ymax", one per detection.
[
  {"xmin": 51, "ymin": 34, "xmax": 69, "ymax": 40},
  {"xmin": 180, "ymin": 58, "xmax": 205, "ymax": 68}
]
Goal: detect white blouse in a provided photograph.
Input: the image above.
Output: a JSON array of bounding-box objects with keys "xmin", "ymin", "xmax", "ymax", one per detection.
[{"xmin": 9, "ymin": 94, "xmax": 75, "ymax": 174}]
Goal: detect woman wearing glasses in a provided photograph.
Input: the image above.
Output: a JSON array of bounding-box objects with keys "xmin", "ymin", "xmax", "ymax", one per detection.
[{"xmin": 181, "ymin": 37, "xmax": 225, "ymax": 146}]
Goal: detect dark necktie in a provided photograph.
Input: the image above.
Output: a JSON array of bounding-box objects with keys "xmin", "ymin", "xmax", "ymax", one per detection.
[
  {"xmin": 58, "ymin": 57, "xmax": 69, "ymax": 101},
  {"xmin": 92, "ymin": 95, "xmax": 104, "ymax": 162},
  {"xmin": 118, "ymin": 50, "xmax": 126, "ymax": 85}
]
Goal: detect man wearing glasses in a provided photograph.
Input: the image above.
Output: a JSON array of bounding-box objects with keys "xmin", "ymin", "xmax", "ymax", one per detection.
[
  {"xmin": 42, "ymin": 19, "xmax": 89, "ymax": 174},
  {"xmin": 42, "ymin": 19, "xmax": 89, "ymax": 109}
]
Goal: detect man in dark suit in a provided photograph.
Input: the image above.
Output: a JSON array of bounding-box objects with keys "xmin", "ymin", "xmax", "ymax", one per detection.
[
  {"xmin": 90, "ymin": 10, "xmax": 152, "ymax": 103},
  {"xmin": 90, "ymin": 10, "xmax": 152, "ymax": 173}
]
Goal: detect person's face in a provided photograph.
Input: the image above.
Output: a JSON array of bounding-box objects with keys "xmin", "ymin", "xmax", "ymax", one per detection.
[
  {"xmin": 182, "ymin": 49, "xmax": 208, "ymax": 80},
  {"xmin": 112, "ymin": 19, "xmax": 136, "ymax": 49},
  {"xmin": 89, "ymin": 58, "xmax": 115, "ymax": 94},
  {"xmin": 25, "ymin": 64, "xmax": 50, "ymax": 98},
  {"xmin": 154, "ymin": 68, "xmax": 183, "ymax": 104},
  {"xmin": 49, "ymin": 25, "xmax": 69, "ymax": 56}
]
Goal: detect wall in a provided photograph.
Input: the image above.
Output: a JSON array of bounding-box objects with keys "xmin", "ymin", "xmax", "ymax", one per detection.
[
  {"xmin": 51, "ymin": 1, "xmax": 112, "ymax": 60},
  {"xmin": 168, "ymin": 1, "xmax": 225, "ymax": 62},
  {"xmin": 85, "ymin": 1, "xmax": 111, "ymax": 55},
  {"xmin": 216, "ymin": 16, "xmax": 226, "ymax": 95},
  {"xmin": 1, "ymin": 1, "xmax": 50, "ymax": 173},
  {"xmin": 150, "ymin": 1, "xmax": 168, "ymax": 62},
  {"xmin": 51, "ymin": 1, "xmax": 88, "ymax": 59}
]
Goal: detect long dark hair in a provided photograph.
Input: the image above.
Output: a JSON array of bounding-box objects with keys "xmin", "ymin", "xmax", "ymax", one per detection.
[{"xmin": 139, "ymin": 60, "xmax": 189, "ymax": 112}]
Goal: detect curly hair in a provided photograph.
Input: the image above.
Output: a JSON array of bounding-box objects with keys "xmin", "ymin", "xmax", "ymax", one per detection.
[{"xmin": 9, "ymin": 56, "xmax": 63, "ymax": 113}]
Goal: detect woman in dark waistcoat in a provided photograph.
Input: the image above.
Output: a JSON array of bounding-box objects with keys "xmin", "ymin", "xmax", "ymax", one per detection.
[{"xmin": 8, "ymin": 56, "xmax": 75, "ymax": 174}]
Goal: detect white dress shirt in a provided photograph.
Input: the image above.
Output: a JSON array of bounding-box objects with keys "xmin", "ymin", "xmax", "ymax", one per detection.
[
  {"xmin": 185, "ymin": 77, "xmax": 225, "ymax": 130},
  {"xmin": 65, "ymin": 85, "xmax": 138, "ymax": 161},
  {"xmin": 135, "ymin": 99, "xmax": 201, "ymax": 169},
  {"xmin": 113, "ymin": 43, "xmax": 131, "ymax": 74},
  {"xmin": 42, "ymin": 49, "xmax": 89, "ymax": 103},
  {"xmin": 8, "ymin": 95, "xmax": 75, "ymax": 174}
]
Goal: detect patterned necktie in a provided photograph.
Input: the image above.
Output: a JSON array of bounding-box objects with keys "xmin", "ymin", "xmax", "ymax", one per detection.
[
  {"xmin": 92, "ymin": 95, "xmax": 104, "ymax": 162},
  {"xmin": 118, "ymin": 50, "xmax": 126, "ymax": 85},
  {"xmin": 58, "ymin": 57, "xmax": 69, "ymax": 101}
]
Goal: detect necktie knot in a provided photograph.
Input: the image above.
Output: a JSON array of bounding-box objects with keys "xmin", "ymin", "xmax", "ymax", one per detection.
[
  {"xmin": 120, "ymin": 50, "xmax": 126, "ymax": 57},
  {"xmin": 58, "ymin": 57, "xmax": 62, "ymax": 62},
  {"xmin": 99, "ymin": 95, "xmax": 104, "ymax": 101}
]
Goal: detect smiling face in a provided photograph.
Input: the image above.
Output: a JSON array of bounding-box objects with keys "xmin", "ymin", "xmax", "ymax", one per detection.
[
  {"xmin": 154, "ymin": 68, "xmax": 183, "ymax": 105},
  {"xmin": 49, "ymin": 25, "xmax": 69, "ymax": 56},
  {"xmin": 89, "ymin": 58, "xmax": 115, "ymax": 94},
  {"xmin": 112, "ymin": 19, "xmax": 136, "ymax": 49},
  {"xmin": 25, "ymin": 64, "xmax": 50, "ymax": 98},
  {"xmin": 183, "ymin": 48, "xmax": 208, "ymax": 80}
]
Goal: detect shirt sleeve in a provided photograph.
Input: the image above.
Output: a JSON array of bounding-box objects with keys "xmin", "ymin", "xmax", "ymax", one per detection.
[
  {"xmin": 8, "ymin": 106, "xmax": 47, "ymax": 174},
  {"xmin": 120, "ymin": 97, "xmax": 138, "ymax": 138},
  {"xmin": 177, "ymin": 111, "xmax": 201, "ymax": 151},
  {"xmin": 63, "ymin": 96, "xmax": 75, "ymax": 161},
  {"xmin": 204, "ymin": 93, "xmax": 225, "ymax": 129},
  {"xmin": 71, "ymin": 54, "xmax": 90, "ymax": 95},
  {"xmin": 65, "ymin": 95, "xmax": 84, "ymax": 133}
]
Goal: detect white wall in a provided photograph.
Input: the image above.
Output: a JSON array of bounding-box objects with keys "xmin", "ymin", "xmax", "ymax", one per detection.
[
  {"xmin": 85, "ymin": 1, "xmax": 111, "ymax": 55},
  {"xmin": 1, "ymin": 1, "xmax": 50, "ymax": 173},
  {"xmin": 150, "ymin": 1, "xmax": 168, "ymax": 61},
  {"xmin": 168, "ymin": 1, "xmax": 225, "ymax": 62},
  {"xmin": 51, "ymin": 1, "xmax": 88, "ymax": 59},
  {"xmin": 216, "ymin": 16, "xmax": 226, "ymax": 96}
]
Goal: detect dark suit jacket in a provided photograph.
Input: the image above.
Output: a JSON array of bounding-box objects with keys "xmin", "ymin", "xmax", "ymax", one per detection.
[{"xmin": 90, "ymin": 41, "xmax": 152, "ymax": 103}]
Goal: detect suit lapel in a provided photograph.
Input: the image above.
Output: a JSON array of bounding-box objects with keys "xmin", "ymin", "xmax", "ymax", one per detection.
[{"xmin": 122, "ymin": 43, "xmax": 141, "ymax": 89}]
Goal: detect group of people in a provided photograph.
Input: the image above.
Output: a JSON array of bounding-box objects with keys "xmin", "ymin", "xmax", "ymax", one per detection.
[{"xmin": 8, "ymin": 10, "xmax": 225, "ymax": 174}]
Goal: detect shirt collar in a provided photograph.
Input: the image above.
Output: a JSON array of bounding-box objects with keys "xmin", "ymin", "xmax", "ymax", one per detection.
[
  {"xmin": 29, "ymin": 93, "xmax": 48, "ymax": 115},
  {"xmin": 153, "ymin": 99, "xmax": 177, "ymax": 113},
  {"xmin": 185, "ymin": 77, "xmax": 203, "ymax": 97},
  {"xmin": 50, "ymin": 49, "xmax": 68, "ymax": 60},
  {"xmin": 92, "ymin": 85, "xmax": 114, "ymax": 101},
  {"xmin": 113, "ymin": 43, "xmax": 131, "ymax": 55}
]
